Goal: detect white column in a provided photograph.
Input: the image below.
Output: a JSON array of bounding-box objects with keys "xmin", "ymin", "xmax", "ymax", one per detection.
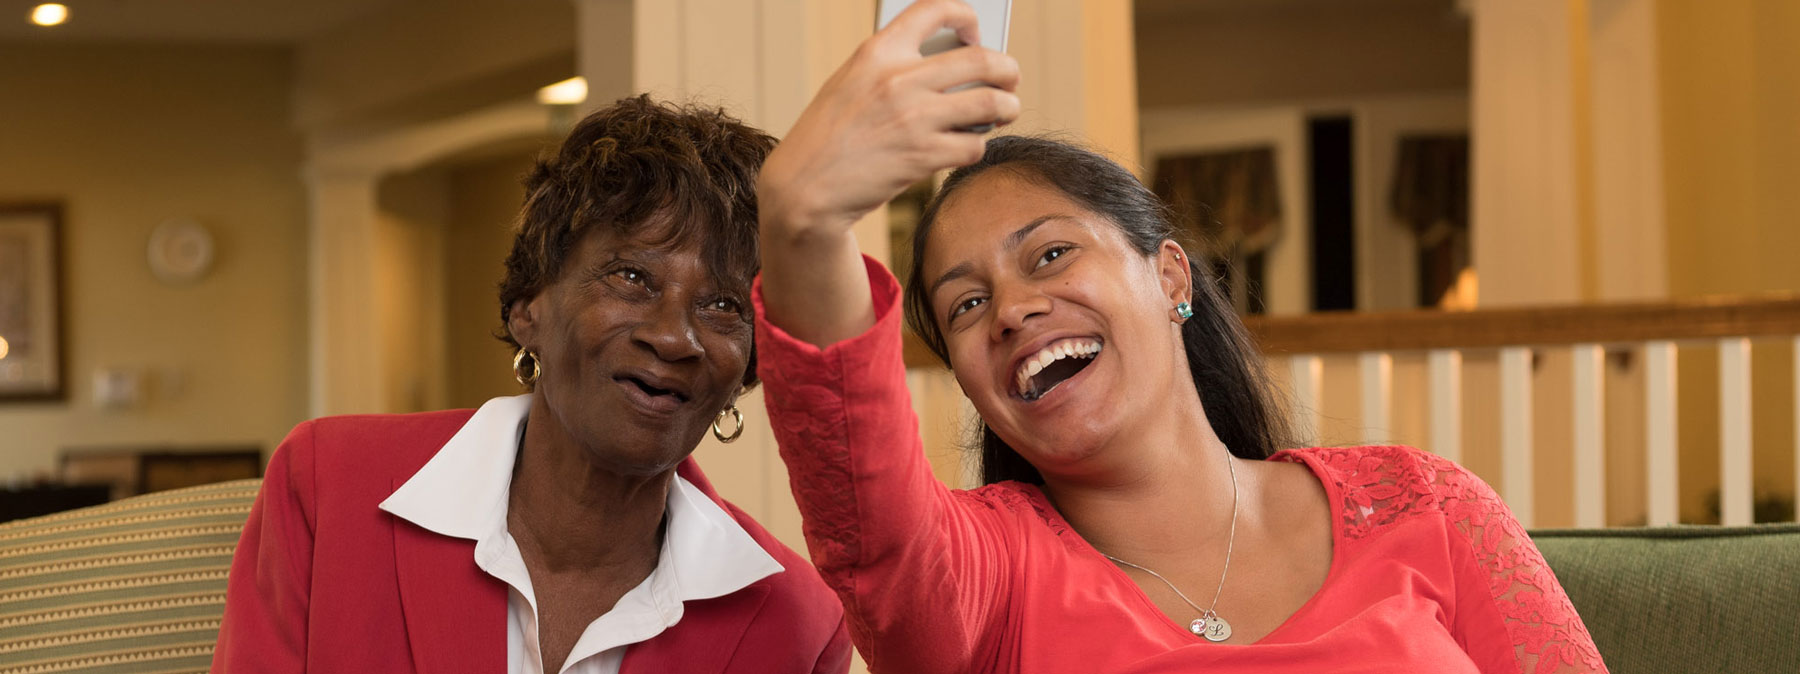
[
  {"xmin": 1718, "ymin": 338, "xmax": 1753, "ymax": 526},
  {"xmin": 1499, "ymin": 347, "xmax": 1535, "ymax": 526},
  {"xmin": 1360, "ymin": 352, "xmax": 1393, "ymax": 445},
  {"xmin": 1469, "ymin": 0, "xmax": 1582, "ymax": 307},
  {"xmin": 304, "ymin": 169, "xmax": 386, "ymax": 417},
  {"xmin": 1588, "ymin": 0, "xmax": 1668, "ymax": 302},
  {"xmin": 1428, "ymin": 349, "xmax": 1464, "ymax": 464},
  {"xmin": 1007, "ymin": 0, "xmax": 1141, "ymax": 168},
  {"xmin": 1571, "ymin": 344, "xmax": 1606, "ymax": 527},
  {"xmin": 1644, "ymin": 340, "xmax": 1679, "ymax": 525},
  {"xmin": 574, "ymin": 0, "xmax": 633, "ymax": 110},
  {"xmin": 1289, "ymin": 355, "xmax": 1324, "ymax": 445}
]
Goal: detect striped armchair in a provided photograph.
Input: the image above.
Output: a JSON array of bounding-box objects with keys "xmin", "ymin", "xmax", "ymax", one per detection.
[{"xmin": 0, "ymin": 480, "xmax": 256, "ymax": 673}]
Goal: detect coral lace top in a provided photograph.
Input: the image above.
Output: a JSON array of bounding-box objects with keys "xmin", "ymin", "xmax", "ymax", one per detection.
[{"xmin": 753, "ymin": 257, "xmax": 1607, "ymax": 674}]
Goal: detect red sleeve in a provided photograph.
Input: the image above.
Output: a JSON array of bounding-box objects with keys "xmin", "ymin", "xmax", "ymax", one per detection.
[
  {"xmin": 211, "ymin": 421, "xmax": 318, "ymax": 673},
  {"xmin": 755, "ymin": 255, "xmax": 1012, "ymax": 674},
  {"xmin": 1414, "ymin": 452, "xmax": 1609, "ymax": 674},
  {"xmin": 811, "ymin": 619, "xmax": 853, "ymax": 674}
]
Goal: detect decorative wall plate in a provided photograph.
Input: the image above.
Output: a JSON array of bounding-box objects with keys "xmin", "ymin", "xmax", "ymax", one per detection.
[{"xmin": 147, "ymin": 218, "xmax": 214, "ymax": 284}]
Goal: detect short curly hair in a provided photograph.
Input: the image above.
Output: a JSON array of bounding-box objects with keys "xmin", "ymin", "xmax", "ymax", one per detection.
[{"xmin": 498, "ymin": 95, "xmax": 776, "ymax": 387}]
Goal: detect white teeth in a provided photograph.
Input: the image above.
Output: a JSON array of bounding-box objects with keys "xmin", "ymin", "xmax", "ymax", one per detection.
[{"xmin": 1012, "ymin": 338, "xmax": 1105, "ymax": 397}]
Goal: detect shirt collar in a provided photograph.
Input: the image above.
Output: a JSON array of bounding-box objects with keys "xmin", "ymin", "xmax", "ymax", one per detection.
[
  {"xmin": 378, "ymin": 394, "xmax": 783, "ymax": 603},
  {"xmin": 380, "ymin": 394, "xmax": 527, "ymax": 541}
]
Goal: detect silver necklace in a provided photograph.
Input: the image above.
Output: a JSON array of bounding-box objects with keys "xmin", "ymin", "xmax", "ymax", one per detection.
[{"xmin": 1101, "ymin": 450, "xmax": 1240, "ymax": 643}]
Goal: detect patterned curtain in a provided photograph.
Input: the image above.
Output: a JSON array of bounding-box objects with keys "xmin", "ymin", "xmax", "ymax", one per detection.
[
  {"xmin": 1151, "ymin": 148, "xmax": 1283, "ymax": 259},
  {"xmin": 1151, "ymin": 148, "xmax": 1282, "ymax": 315},
  {"xmin": 1389, "ymin": 135, "xmax": 1470, "ymax": 307}
]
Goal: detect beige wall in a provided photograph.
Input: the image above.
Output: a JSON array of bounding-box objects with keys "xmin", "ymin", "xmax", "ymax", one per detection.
[
  {"xmin": 0, "ymin": 44, "xmax": 307, "ymax": 478},
  {"xmin": 445, "ymin": 154, "xmax": 539, "ymax": 410},
  {"xmin": 1135, "ymin": 0, "xmax": 1469, "ymax": 109},
  {"xmin": 364, "ymin": 149, "xmax": 549, "ymax": 416},
  {"xmin": 1659, "ymin": 0, "xmax": 1800, "ymax": 521},
  {"xmin": 374, "ymin": 170, "xmax": 452, "ymax": 414}
]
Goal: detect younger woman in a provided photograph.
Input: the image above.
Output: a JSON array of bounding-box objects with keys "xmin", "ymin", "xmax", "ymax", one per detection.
[{"xmin": 750, "ymin": 2, "xmax": 1606, "ymax": 672}]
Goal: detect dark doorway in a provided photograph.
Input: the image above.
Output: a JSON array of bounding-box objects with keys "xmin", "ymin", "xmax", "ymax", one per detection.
[{"xmin": 1308, "ymin": 115, "xmax": 1356, "ymax": 312}]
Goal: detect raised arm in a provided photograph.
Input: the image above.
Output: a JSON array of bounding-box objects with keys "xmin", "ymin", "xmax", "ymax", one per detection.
[
  {"xmin": 756, "ymin": 0, "xmax": 1020, "ymax": 347},
  {"xmin": 753, "ymin": 3, "xmax": 1023, "ymax": 671}
]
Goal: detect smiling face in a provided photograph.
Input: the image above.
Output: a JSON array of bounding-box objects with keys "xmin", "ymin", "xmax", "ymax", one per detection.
[
  {"xmin": 508, "ymin": 217, "xmax": 753, "ymax": 476},
  {"xmin": 921, "ymin": 171, "xmax": 1192, "ymax": 478}
]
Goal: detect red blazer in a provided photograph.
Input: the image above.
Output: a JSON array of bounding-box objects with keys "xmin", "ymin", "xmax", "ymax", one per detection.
[{"xmin": 212, "ymin": 410, "xmax": 851, "ymax": 673}]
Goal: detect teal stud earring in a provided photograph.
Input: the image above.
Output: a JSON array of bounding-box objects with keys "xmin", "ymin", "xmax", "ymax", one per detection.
[{"xmin": 1175, "ymin": 302, "xmax": 1194, "ymax": 320}]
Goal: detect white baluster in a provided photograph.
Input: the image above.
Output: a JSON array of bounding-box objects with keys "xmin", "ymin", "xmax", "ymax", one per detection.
[
  {"xmin": 1719, "ymin": 338, "xmax": 1753, "ymax": 526},
  {"xmin": 1289, "ymin": 354, "xmax": 1323, "ymax": 445},
  {"xmin": 1360, "ymin": 352, "xmax": 1393, "ymax": 445},
  {"xmin": 1500, "ymin": 347, "xmax": 1534, "ymax": 527},
  {"xmin": 1428, "ymin": 349, "xmax": 1464, "ymax": 464},
  {"xmin": 1572, "ymin": 344, "xmax": 1606, "ymax": 528},
  {"xmin": 1644, "ymin": 341, "xmax": 1679, "ymax": 526}
]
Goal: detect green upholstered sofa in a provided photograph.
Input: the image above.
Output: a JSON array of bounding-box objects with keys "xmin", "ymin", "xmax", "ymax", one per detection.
[
  {"xmin": 1, "ymin": 480, "xmax": 1795, "ymax": 673},
  {"xmin": 1531, "ymin": 524, "xmax": 1800, "ymax": 674}
]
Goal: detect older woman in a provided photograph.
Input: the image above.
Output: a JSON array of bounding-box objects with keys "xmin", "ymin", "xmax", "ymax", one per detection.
[
  {"xmin": 751, "ymin": 2, "xmax": 1605, "ymax": 673},
  {"xmin": 213, "ymin": 96, "xmax": 850, "ymax": 674}
]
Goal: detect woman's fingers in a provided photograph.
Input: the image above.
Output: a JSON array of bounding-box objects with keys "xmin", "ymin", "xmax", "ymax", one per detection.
[
  {"xmin": 877, "ymin": 0, "xmax": 982, "ymax": 56},
  {"xmin": 755, "ymin": 0, "xmax": 1014, "ymax": 235},
  {"xmin": 923, "ymin": 85, "xmax": 1022, "ymax": 135},
  {"xmin": 905, "ymin": 45, "xmax": 1021, "ymax": 94}
]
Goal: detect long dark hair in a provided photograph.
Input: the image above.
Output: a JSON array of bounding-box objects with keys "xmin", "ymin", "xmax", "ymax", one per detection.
[{"xmin": 902, "ymin": 136, "xmax": 1290, "ymax": 485}]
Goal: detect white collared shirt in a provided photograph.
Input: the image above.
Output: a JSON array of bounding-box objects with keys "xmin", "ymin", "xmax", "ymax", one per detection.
[{"xmin": 379, "ymin": 395, "xmax": 784, "ymax": 674}]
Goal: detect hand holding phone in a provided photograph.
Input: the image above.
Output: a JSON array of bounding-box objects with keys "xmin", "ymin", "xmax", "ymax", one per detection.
[
  {"xmin": 878, "ymin": 0, "xmax": 1013, "ymax": 131},
  {"xmin": 757, "ymin": 0, "xmax": 1020, "ymax": 238},
  {"xmin": 757, "ymin": 0, "xmax": 1021, "ymax": 346}
]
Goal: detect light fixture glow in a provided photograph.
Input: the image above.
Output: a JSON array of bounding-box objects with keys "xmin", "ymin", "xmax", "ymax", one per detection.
[
  {"xmin": 30, "ymin": 3, "xmax": 68, "ymax": 27},
  {"xmin": 537, "ymin": 77, "xmax": 588, "ymax": 106},
  {"xmin": 0, "ymin": 335, "xmax": 10, "ymax": 360}
]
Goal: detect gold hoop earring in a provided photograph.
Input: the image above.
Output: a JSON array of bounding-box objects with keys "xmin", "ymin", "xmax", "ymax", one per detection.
[
  {"xmin": 712, "ymin": 405, "xmax": 744, "ymax": 443},
  {"xmin": 513, "ymin": 349, "xmax": 540, "ymax": 387}
]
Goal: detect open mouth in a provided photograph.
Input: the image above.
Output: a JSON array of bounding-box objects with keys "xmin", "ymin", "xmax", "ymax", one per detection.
[
  {"xmin": 1013, "ymin": 337, "xmax": 1103, "ymax": 402},
  {"xmin": 616, "ymin": 375, "xmax": 690, "ymax": 404}
]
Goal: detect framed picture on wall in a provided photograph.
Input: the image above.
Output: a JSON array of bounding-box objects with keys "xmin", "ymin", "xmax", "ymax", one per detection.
[{"xmin": 0, "ymin": 203, "xmax": 66, "ymax": 401}]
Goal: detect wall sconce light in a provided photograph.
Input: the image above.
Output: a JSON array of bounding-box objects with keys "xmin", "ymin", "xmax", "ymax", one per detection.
[
  {"xmin": 537, "ymin": 77, "xmax": 588, "ymax": 106},
  {"xmin": 30, "ymin": 3, "xmax": 68, "ymax": 27}
]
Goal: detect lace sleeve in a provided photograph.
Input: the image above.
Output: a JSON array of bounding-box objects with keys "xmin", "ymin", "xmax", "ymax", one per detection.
[{"xmin": 1415, "ymin": 453, "xmax": 1609, "ymax": 674}]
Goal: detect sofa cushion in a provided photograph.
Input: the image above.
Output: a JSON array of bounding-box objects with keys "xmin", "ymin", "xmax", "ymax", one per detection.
[
  {"xmin": 1532, "ymin": 523, "xmax": 1800, "ymax": 674},
  {"xmin": 0, "ymin": 479, "xmax": 259, "ymax": 673}
]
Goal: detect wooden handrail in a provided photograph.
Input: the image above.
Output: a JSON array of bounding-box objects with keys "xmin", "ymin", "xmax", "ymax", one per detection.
[
  {"xmin": 897, "ymin": 293, "xmax": 1800, "ymax": 367},
  {"xmin": 1245, "ymin": 293, "xmax": 1800, "ymax": 354}
]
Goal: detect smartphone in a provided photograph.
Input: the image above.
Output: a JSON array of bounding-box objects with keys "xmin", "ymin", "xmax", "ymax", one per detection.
[{"xmin": 876, "ymin": 0, "xmax": 1014, "ymax": 132}]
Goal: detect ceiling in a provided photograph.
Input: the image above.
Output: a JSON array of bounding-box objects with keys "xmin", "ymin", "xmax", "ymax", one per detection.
[
  {"xmin": 0, "ymin": 0, "xmax": 399, "ymax": 43},
  {"xmin": 1136, "ymin": 0, "xmax": 1457, "ymax": 19},
  {"xmin": 0, "ymin": 0, "xmax": 1460, "ymax": 44}
]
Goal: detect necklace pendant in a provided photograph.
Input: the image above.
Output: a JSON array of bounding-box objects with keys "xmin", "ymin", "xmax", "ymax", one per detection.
[
  {"xmin": 1188, "ymin": 617, "xmax": 1208, "ymax": 636},
  {"xmin": 1200, "ymin": 615, "xmax": 1233, "ymax": 642}
]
